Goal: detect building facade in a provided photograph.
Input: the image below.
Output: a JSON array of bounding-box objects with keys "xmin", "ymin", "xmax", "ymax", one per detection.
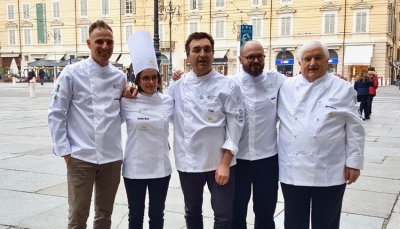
[{"xmin": 1, "ymin": 0, "xmax": 399, "ymax": 85}]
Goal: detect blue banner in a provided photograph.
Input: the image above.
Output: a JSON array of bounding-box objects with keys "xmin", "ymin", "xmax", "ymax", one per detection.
[
  {"xmin": 240, "ymin": 25, "xmax": 253, "ymax": 47},
  {"xmin": 329, "ymin": 58, "xmax": 339, "ymax": 64},
  {"xmin": 275, "ymin": 59, "xmax": 295, "ymax": 65}
]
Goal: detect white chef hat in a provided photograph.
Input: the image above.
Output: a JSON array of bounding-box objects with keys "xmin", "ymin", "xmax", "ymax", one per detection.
[{"xmin": 128, "ymin": 30, "xmax": 159, "ymax": 75}]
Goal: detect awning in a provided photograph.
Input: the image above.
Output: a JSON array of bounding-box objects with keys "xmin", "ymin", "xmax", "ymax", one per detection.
[
  {"xmin": 45, "ymin": 54, "xmax": 66, "ymax": 60},
  {"xmin": 344, "ymin": 45, "xmax": 374, "ymax": 65},
  {"xmin": 118, "ymin": 54, "xmax": 132, "ymax": 67},
  {"xmin": 214, "ymin": 49, "xmax": 229, "ymax": 59},
  {"xmin": 31, "ymin": 53, "xmax": 47, "ymax": 59},
  {"xmin": 160, "ymin": 54, "xmax": 169, "ymax": 65},
  {"xmin": 110, "ymin": 53, "xmax": 121, "ymax": 63},
  {"xmin": 1, "ymin": 54, "xmax": 20, "ymax": 58}
]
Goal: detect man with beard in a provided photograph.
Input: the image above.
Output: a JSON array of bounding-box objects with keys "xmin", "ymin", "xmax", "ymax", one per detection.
[
  {"xmin": 172, "ymin": 40, "xmax": 285, "ymax": 228},
  {"xmin": 230, "ymin": 40, "xmax": 286, "ymax": 228}
]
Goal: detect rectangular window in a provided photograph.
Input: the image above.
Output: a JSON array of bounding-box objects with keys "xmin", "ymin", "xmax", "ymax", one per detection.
[
  {"xmin": 251, "ymin": 18, "xmax": 262, "ymax": 37},
  {"xmin": 53, "ymin": 1, "xmax": 61, "ymax": 18},
  {"xmin": 281, "ymin": 0, "xmax": 292, "ymax": 4},
  {"xmin": 280, "ymin": 16, "xmax": 291, "ymax": 36},
  {"xmin": 23, "ymin": 29, "xmax": 32, "ymax": 45},
  {"xmin": 216, "ymin": 0, "xmax": 225, "ymax": 8},
  {"xmin": 102, "ymin": 0, "xmax": 110, "ymax": 16},
  {"xmin": 215, "ymin": 20, "xmax": 225, "ymax": 38},
  {"xmin": 80, "ymin": 26, "xmax": 89, "ymax": 43},
  {"xmin": 8, "ymin": 29, "xmax": 16, "ymax": 45},
  {"xmin": 23, "ymin": 4, "xmax": 30, "ymax": 20},
  {"xmin": 188, "ymin": 21, "xmax": 199, "ymax": 34},
  {"xmin": 388, "ymin": 12, "xmax": 394, "ymax": 33},
  {"xmin": 189, "ymin": 0, "xmax": 202, "ymax": 10},
  {"xmin": 7, "ymin": 4, "xmax": 15, "ymax": 21},
  {"xmin": 80, "ymin": 0, "xmax": 88, "ymax": 17},
  {"xmin": 125, "ymin": 25, "xmax": 133, "ymax": 41},
  {"xmin": 53, "ymin": 28, "xmax": 62, "ymax": 44},
  {"xmin": 252, "ymin": 0, "xmax": 266, "ymax": 6},
  {"xmin": 324, "ymin": 14, "xmax": 335, "ymax": 34},
  {"xmin": 355, "ymin": 12, "xmax": 367, "ymax": 32},
  {"xmin": 125, "ymin": 0, "xmax": 135, "ymax": 14},
  {"xmin": 159, "ymin": 23, "xmax": 164, "ymax": 41}
]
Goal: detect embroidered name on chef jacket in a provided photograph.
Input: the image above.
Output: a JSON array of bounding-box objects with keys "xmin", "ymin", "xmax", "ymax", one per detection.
[{"xmin": 138, "ymin": 117, "xmax": 150, "ymax": 120}]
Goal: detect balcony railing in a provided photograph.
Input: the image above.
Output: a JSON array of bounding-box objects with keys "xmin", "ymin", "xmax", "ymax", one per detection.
[{"xmin": 159, "ymin": 41, "xmax": 176, "ymax": 50}]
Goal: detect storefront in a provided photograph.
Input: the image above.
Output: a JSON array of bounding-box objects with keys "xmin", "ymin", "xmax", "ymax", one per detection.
[
  {"xmin": 275, "ymin": 51, "xmax": 294, "ymax": 76},
  {"xmin": 328, "ymin": 50, "xmax": 339, "ymax": 73},
  {"xmin": 344, "ymin": 45, "xmax": 374, "ymax": 78}
]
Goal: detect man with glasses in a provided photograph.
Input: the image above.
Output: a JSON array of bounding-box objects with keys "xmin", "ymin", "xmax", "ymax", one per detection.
[
  {"xmin": 172, "ymin": 40, "xmax": 285, "ymax": 228},
  {"xmin": 230, "ymin": 40, "xmax": 286, "ymax": 229}
]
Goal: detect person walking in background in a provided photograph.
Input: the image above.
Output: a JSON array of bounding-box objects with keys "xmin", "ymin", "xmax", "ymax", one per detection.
[
  {"xmin": 38, "ymin": 67, "xmax": 45, "ymax": 85},
  {"xmin": 277, "ymin": 40, "xmax": 365, "ymax": 229},
  {"xmin": 28, "ymin": 69, "xmax": 35, "ymax": 85},
  {"xmin": 48, "ymin": 20, "xmax": 127, "ymax": 228},
  {"xmin": 121, "ymin": 30, "xmax": 174, "ymax": 229},
  {"xmin": 354, "ymin": 70, "xmax": 373, "ymax": 120},
  {"xmin": 367, "ymin": 67, "xmax": 379, "ymax": 117}
]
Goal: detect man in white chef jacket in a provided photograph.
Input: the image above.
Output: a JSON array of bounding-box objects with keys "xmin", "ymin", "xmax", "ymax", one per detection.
[
  {"xmin": 167, "ymin": 32, "xmax": 244, "ymax": 229},
  {"xmin": 277, "ymin": 40, "xmax": 365, "ymax": 229},
  {"xmin": 230, "ymin": 40, "xmax": 286, "ymax": 229},
  {"xmin": 48, "ymin": 20, "xmax": 127, "ymax": 228}
]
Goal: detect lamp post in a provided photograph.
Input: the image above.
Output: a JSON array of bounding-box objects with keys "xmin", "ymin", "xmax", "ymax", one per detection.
[
  {"xmin": 154, "ymin": 0, "xmax": 161, "ymax": 67},
  {"xmin": 164, "ymin": 1, "xmax": 181, "ymax": 83}
]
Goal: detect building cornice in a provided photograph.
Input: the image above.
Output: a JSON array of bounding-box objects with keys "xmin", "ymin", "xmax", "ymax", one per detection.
[
  {"xmin": 77, "ymin": 19, "xmax": 91, "ymax": 25},
  {"xmin": 21, "ymin": 21, "xmax": 33, "ymax": 27},
  {"xmin": 211, "ymin": 11, "xmax": 228, "ymax": 18},
  {"xmin": 352, "ymin": 2, "xmax": 372, "ymax": 10},
  {"xmin": 122, "ymin": 17, "xmax": 136, "ymax": 23},
  {"xmin": 276, "ymin": 7, "xmax": 296, "ymax": 14},
  {"xmin": 5, "ymin": 22, "xmax": 18, "ymax": 28},
  {"xmin": 320, "ymin": 4, "xmax": 341, "ymax": 11},
  {"xmin": 186, "ymin": 13, "xmax": 202, "ymax": 20},
  {"xmin": 49, "ymin": 20, "xmax": 64, "ymax": 26},
  {"xmin": 247, "ymin": 9, "xmax": 266, "ymax": 16}
]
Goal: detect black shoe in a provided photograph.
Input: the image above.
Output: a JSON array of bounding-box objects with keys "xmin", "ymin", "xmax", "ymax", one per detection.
[{"xmin": 365, "ymin": 117, "xmax": 370, "ymax": 120}]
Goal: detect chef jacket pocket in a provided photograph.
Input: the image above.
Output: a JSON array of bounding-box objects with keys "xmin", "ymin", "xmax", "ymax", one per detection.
[{"xmin": 202, "ymin": 102, "xmax": 223, "ymax": 123}]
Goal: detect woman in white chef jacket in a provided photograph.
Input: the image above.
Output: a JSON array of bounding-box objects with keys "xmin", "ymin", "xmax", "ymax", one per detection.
[{"xmin": 121, "ymin": 30, "xmax": 174, "ymax": 229}]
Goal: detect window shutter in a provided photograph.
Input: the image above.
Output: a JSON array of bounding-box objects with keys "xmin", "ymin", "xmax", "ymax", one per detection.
[
  {"xmin": 80, "ymin": 0, "xmax": 87, "ymax": 16},
  {"xmin": 133, "ymin": 0, "xmax": 136, "ymax": 14},
  {"xmin": 121, "ymin": 0, "xmax": 125, "ymax": 14},
  {"xmin": 159, "ymin": 24, "xmax": 164, "ymax": 41},
  {"xmin": 8, "ymin": 5, "xmax": 14, "ymax": 20},
  {"xmin": 356, "ymin": 12, "xmax": 361, "ymax": 32},
  {"xmin": 23, "ymin": 4, "xmax": 29, "ymax": 19},
  {"xmin": 286, "ymin": 17, "xmax": 291, "ymax": 35},
  {"xmin": 262, "ymin": 0, "xmax": 267, "ymax": 5},
  {"xmin": 361, "ymin": 12, "xmax": 367, "ymax": 32},
  {"xmin": 190, "ymin": 0, "xmax": 193, "ymax": 10},
  {"xmin": 253, "ymin": 0, "xmax": 258, "ymax": 5},
  {"xmin": 198, "ymin": 0, "xmax": 202, "ymax": 10}
]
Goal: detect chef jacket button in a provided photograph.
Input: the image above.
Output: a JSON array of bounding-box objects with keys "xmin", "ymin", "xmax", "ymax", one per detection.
[
  {"xmin": 295, "ymin": 117, "xmax": 298, "ymax": 120},
  {"xmin": 317, "ymin": 118, "xmax": 319, "ymax": 121},
  {"xmin": 310, "ymin": 153, "xmax": 313, "ymax": 156},
  {"xmin": 294, "ymin": 135, "xmax": 297, "ymax": 138},
  {"xmin": 294, "ymin": 152, "xmax": 298, "ymax": 155}
]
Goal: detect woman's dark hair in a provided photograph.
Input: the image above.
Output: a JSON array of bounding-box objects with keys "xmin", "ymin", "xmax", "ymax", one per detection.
[{"xmin": 134, "ymin": 70, "xmax": 163, "ymax": 93}]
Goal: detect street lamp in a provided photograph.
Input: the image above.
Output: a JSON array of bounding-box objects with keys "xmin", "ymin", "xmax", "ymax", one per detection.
[
  {"xmin": 164, "ymin": 1, "xmax": 181, "ymax": 83},
  {"xmin": 281, "ymin": 47, "xmax": 286, "ymax": 76},
  {"xmin": 154, "ymin": 0, "xmax": 161, "ymax": 67}
]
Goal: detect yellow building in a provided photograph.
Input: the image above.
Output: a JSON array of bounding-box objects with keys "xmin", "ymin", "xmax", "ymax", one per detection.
[
  {"xmin": 1, "ymin": 0, "xmax": 399, "ymax": 85},
  {"xmin": 177, "ymin": 0, "xmax": 399, "ymax": 85}
]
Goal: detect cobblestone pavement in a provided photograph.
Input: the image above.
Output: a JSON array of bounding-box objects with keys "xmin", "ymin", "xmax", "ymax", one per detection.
[{"xmin": 0, "ymin": 82, "xmax": 400, "ymax": 229}]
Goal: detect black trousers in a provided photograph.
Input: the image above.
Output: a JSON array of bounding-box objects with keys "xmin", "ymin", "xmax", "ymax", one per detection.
[
  {"xmin": 178, "ymin": 167, "xmax": 235, "ymax": 229},
  {"xmin": 358, "ymin": 95, "xmax": 370, "ymax": 118},
  {"xmin": 123, "ymin": 175, "xmax": 171, "ymax": 229},
  {"xmin": 233, "ymin": 155, "xmax": 279, "ymax": 229},
  {"xmin": 367, "ymin": 95, "xmax": 374, "ymax": 116},
  {"xmin": 281, "ymin": 183, "xmax": 346, "ymax": 229}
]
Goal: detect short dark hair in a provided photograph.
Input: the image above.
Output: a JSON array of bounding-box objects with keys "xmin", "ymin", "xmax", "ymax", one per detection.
[
  {"xmin": 134, "ymin": 70, "xmax": 163, "ymax": 93},
  {"xmin": 89, "ymin": 20, "xmax": 113, "ymax": 36},
  {"xmin": 368, "ymin": 66, "xmax": 375, "ymax": 71},
  {"xmin": 185, "ymin": 32, "xmax": 214, "ymax": 56}
]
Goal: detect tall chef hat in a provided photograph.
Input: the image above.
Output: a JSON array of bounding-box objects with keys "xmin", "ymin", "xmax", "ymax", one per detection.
[{"xmin": 128, "ymin": 30, "xmax": 159, "ymax": 75}]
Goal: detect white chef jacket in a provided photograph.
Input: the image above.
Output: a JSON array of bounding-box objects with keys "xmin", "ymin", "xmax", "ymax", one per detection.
[
  {"xmin": 48, "ymin": 57, "xmax": 127, "ymax": 164},
  {"xmin": 277, "ymin": 73, "xmax": 365, "ymax": 186},
  {"xmin": 166, "ymin": 69, "xmax": 244, "ymax": 172},
  {"xmin": 230, "ymin": 69, "xmax": 286, "ymax": 161},
  {"xmin": 120, "ymin": 93, "xmax": 173, "ymax": 179}
]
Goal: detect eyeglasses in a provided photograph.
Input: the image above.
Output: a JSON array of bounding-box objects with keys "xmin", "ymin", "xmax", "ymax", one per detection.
[
  {"xmin": 241, "ymin": 55, "xmax": 265, "ymax": 62},
  {"xmin": 141, "ymin": 76, "xmax": 159, "ymax": 83}
]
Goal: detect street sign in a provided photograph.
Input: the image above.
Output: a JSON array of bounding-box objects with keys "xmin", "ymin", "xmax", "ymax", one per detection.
[{"xmin": 240, "ymin": 25, "xmax": 253, "ymax": 47}]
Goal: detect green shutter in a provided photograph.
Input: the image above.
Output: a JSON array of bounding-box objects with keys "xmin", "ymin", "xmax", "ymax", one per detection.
[{"xmin": 36, "ymin": 3, "xmax": 47, "ymax": 44}]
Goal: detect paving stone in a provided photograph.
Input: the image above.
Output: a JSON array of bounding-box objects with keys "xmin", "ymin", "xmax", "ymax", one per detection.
[
  {"xmin": 384, "ymin": 156, "xmax": 400, "ymax": 165},
  {"xmin": 346, "ymin": 176, "xmax": 400, "ymax": 194},
  {"xmin": 0, "ymin": 170, "xmax": 66, "ymax": 192},
  {"xmin": 362, "ymin": 162, "xmax": 400, "ymax": 179},
  {"xmin": 25, "ymin": 158, "xmax": 66, "ymax": 175},
  {"xmin": 387, "ymin": 213, "xmax": 400, "ymax": 229},
  {"xmin": 0, "ymin": 152, "xmax": 20, "ymax": 160},
  {"xmin": 37, "ymin": 182, "xmax": 67, "ymax": 197},
  {"xmin": 0, "ymin": 154, "xmax": 59, "ymax": 170},
  {"xmin": 0, "ymin": 189, "xmax": 66, "ymax": 225},
  {"xmin": 393, "ymin": 196, "xmax": 400, "ymax": 213},
  {"xmin": 340, "ymin": 213, "xmax": 384, "ymax": 229},
  {"xmin": 342, "ymin": 189, "xmax": 397, "ymax": 218}
]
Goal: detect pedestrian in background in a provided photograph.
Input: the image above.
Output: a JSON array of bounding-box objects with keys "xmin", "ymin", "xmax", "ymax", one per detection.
[
  {"xmin": 48, "ymin": 20, "xmax": 126, "ymax": 228},
  {"xmin": 354, "ymin": 70, "xmax": 373, "ymax": 120},
  {"xmin": 38, "ymin": 67, "xmax": 45, "ymax": 85},
  {"xmin": 277, "ymin": 40, "xmax": 365, "ymax": 229},
  {"xmin": 367, "ymin": 67, "xmax": 379, "ymax": 117},
  {"xmin": 121, "ymin": 30, "xmax": 173, "ymax": 229},
  {"xmin": 28, "ymin": 69, "xmax": 35, "ymax": 85}
]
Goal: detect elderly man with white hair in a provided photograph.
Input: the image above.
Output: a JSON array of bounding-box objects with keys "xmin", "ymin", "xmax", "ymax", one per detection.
[{"xmin": 277, "ymin": 40, "xmax": 365, "ymax": 229}]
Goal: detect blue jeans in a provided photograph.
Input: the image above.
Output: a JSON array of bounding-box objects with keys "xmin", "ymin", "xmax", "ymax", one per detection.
[
  {"xmin": 124, "ymin": 175, "xmax": 171, "ymax": 229},
  {"xmin": 178, "ymin": 167, "xmax": 235, "ymax": 229}
]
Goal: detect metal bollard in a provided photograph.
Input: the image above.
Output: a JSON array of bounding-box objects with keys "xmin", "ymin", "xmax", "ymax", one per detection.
[{"xmin": 29, "ymin": 79, "xmax": 36, "ymax": 98}]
